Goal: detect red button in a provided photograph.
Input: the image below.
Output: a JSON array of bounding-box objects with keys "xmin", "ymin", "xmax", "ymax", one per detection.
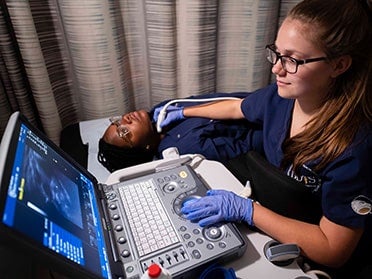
[{"xmin": 148, "ymin": 263, "xmax": 161, "ymax": 278}]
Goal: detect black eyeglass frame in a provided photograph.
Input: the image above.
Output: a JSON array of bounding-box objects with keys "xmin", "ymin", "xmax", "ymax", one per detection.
[{"xmin": 265, "ymin": 44, "xmax": 327, "ymax": 74}]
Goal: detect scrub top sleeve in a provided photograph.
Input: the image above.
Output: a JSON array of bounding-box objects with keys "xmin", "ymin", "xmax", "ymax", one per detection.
[
  {"xmin": 322, "ymin": 135, "xmax": 372, "ymax": 228},
  {"xmin": 240, "ymin": 83, "xmax": 278, "ymax": 123}
]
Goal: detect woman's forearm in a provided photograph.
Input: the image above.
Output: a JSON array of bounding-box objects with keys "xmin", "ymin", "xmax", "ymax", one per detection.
[
  {"xmin": 252, "ymin": 203, "xmax": 363, "ymax": 268},
  {"xmin": 183, "ymin": 99, "xmax": 244, "ymax": 119}
]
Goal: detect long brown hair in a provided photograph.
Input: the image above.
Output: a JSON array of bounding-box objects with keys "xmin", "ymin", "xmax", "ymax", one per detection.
[{"xmin": 281, "ymin": 0, "xmax": 372, "ymax": 172}]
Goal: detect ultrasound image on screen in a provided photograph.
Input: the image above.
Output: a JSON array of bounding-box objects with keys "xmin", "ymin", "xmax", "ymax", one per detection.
[{"xmin": 22, "ymin": 145, "xmax": 83, "ymax": 228}]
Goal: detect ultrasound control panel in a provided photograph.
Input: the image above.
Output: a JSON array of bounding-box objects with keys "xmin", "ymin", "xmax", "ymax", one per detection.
[{"xmin": 101, "ymin": 164, "xmax": 247, "ymax": 279}]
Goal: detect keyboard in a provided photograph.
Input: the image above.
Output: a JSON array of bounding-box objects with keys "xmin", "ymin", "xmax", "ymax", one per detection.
[{"xmin": 118, "ymin": 179, "xmax": 180, "ymax": 257}]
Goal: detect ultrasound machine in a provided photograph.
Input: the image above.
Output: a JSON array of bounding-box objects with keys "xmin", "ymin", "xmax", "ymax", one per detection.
[{"xmin": 0, "ymin": 112, "xmax": 318, "ymax": 279}]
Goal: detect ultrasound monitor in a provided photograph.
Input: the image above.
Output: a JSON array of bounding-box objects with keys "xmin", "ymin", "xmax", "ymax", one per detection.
[{"xmin": 0, "ymin": 112, "xmax": 115, "ymax": 278}]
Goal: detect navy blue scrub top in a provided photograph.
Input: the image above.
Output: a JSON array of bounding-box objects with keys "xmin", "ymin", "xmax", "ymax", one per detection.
[{"xmin": 240, "ymin": 83, "xmax": 372, "ymax": 231}]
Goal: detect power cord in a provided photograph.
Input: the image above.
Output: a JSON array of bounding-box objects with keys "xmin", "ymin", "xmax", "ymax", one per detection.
[
  {"xmin": 300, "ymin": 260, "xmax": 332, "ymax": 279},
  {"xmin": 306, "ymin": 269, "xmax": 332, "ymax": 279}
]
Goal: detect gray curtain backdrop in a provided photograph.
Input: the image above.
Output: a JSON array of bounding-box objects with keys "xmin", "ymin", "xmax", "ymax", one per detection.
[{"xmin": 0, "ymin": 0, "xmax": 300, "ymax": 144}]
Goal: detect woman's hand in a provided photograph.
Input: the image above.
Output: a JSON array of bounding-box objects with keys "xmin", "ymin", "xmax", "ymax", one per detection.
[
  {"xmin": 153, "ymin": 105, "xmax": 185, "ymax": 129},
  {"xmin": 181, "ymin": 189, "xmax": 254, "ymax": 227}
]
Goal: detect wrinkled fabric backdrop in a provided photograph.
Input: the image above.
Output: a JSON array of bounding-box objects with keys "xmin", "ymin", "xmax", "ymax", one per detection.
[{"xmin": 0, "ymin": 0, "xmax": 300, "ymax": 144}]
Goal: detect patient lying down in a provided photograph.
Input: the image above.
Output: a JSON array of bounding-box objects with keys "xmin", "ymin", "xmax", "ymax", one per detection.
[{"xmin": 98, "ymin": 94, "xmax": 262, "ymax": 172}]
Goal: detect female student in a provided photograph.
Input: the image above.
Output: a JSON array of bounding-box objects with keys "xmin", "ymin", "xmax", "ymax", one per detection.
[{"xmin": 155, "ymin": 0, "xmax": 372, "ymax": 277}]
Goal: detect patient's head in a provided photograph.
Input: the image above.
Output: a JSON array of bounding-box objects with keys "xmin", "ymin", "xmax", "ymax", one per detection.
[{"xmin": 98, "ymin": 110, "xmax": 161, "ymax": 172}]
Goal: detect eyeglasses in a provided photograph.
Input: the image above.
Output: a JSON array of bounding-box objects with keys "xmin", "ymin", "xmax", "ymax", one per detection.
[
  {"xmin": 265, "ymin": 44, "xmax": 327, "ymax": 74},
  {"xmin": 109, "ymin": 116, "xmax": 133, "ymax": 147}
]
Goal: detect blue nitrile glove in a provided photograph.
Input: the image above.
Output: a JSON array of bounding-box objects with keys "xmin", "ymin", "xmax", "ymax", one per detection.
[
  {"xmin": 181, "ymin": 189, "xmax": 254, "ymax": 227},
  {"xmin": 153, "ymin": 105, "xmax": 185, "ymax": 128}
]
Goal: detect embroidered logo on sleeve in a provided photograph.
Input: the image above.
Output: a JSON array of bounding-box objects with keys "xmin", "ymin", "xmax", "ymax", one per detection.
[{"xmin": 351, "ymin": 195, "xmax": 372, "ymax": 215}]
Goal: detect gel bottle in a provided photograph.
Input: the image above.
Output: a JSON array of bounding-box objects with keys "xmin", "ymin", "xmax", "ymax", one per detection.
[{"xmin": 141, "ymin": 263, "xmax": 172, "ymax": 279}]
